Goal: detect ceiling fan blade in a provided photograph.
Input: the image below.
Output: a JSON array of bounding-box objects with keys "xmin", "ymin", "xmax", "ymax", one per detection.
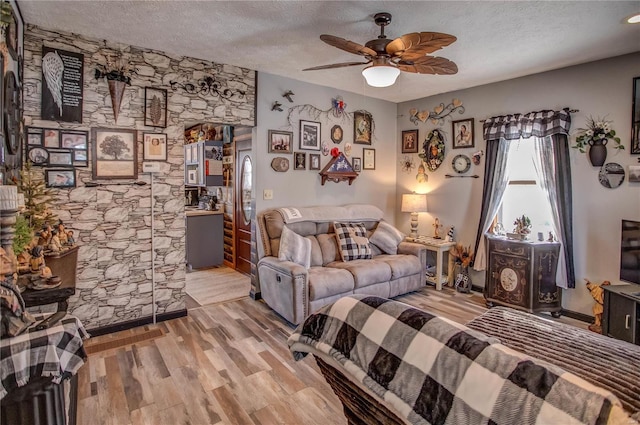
[
  {"xmin": 387, "ymin": 32, "xmax": 457, "ymax": 62},
  {"xmin": 303, "ymin": 61, "xmax": 371, "ymax": 71},
  {"xmin": 320, "ymin": 34, "xmax": 378, "ymax": 57},
  {"xmin": 397, "ymin": 56, "xmax": 458, "ymax": 75}
]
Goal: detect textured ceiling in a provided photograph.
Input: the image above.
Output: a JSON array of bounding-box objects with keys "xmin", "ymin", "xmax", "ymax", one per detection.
[{"xmin": 18, "ymin": 1, "xmax": 640, "ymax": 103}]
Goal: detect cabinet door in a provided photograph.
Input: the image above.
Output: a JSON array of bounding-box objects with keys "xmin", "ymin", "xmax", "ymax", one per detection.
[{"xmin": 606, "ymin": 292, "xmax": 636, "ymax": 343}]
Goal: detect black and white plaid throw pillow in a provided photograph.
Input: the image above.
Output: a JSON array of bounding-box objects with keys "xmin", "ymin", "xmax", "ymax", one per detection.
[{"xmin": 334, "ymin": 222, "xmax": 372, "ymax": 261}]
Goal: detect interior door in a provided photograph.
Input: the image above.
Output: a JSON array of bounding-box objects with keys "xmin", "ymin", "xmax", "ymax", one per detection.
[{"xmin": 235, "ymin": 140, "xmax": 252, "ymax": 276}]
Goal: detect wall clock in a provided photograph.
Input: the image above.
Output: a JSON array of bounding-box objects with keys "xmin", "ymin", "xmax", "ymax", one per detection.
[
  {"xmin": 4, "ymin": 71, "xmax": 21, "ymax": 155},
  {"xmin": 452, "ymin": 154, "xmax": 471, "ymax": 173}
]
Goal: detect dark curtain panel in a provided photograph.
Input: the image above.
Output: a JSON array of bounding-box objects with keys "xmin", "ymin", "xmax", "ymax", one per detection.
[
  {"xmin": 473, "ymin": 138, "xmax": 501, "ymax": 261},
  {"xmin": 551, "ymin": 133, "xmax": 575, "ymax": 288}
]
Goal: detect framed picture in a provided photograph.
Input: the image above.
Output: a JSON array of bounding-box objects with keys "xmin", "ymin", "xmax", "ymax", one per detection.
[
  {"xmin": 45, "ymin": 169, "xmax": 76, "ymax": 188},
  {"xmin": 352, "ymin": 157, "xmax": 362, "ymax": 172},
  {"xmin": 452, "ymin": 118, "xmax": 474, "ymax": 149},
  {"xmin": 309, "ymin": 153, "xmax": 321, "ymax": 170},
  {"xmin": 632, "ymin": 77, "xmax": 640, "ymax": 154},
  {"xmin": 73, "ymin": 150, "xmax": 88, "ymax": 167},
  {"xmin": 143, "ymin": 132, "xmax": 168, "ymax": 161},
  {"xmin": 268, "ymin": 130, "xmax": 293, "ymax": 153},
  {"xmin": 27, "ymin": 128, "xmax": 42, "ymax": 146},
  {"xmin": 28, "ymin": 147, "xmax": 49, "ymax": 166},
  {"xmin": 4, "ymin": 7, "xmax": 18, "ymax": 60},
  {"xmin": 48, "ymin": 149, "xmax": 74, "ymax": 166},
  {"xmin": 44, "ymin": 129, "xmax": 60, "ymax": 148},
  {"xmin": 353, "ymin": 111, "xmax": 372, "ymax": 145},
  {"xmin": 363, "ymin": 148, "xmax": 376, "ymax": 170},
  {"xmin": 60, "ymin": 130, "xmax": 88, "ymax": 149},
  {"xmin": 330, "ymin": 125, "xmax": 343, "ymax": 144},
  {"xmin": 294, "ymin": 152, "xmax": 306, "ymax": 170},
  {"xmin": 144, "ymin": 87, "xmax": 168, "ymax": 128},
  {"xmin": 629, "ymin": 165, "xmax": 640, "ymax": 183},
  {"xmin": 92, "ymin": 128, "xmax": 137, "ymax": 179},
  {"xmin": 402, "ymin": 129, "xmax": 418, "ymax": 153},
  {"xmin": 299, "ymin": 120, "xmax": 321, "ymax": 150}
]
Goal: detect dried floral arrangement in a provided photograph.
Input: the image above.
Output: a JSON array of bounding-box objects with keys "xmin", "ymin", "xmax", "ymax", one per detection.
[
  {"xmin": 450, "ymin": 243, "xmax": 474, "ymax": 268},
  {"xmin": 94, "ymin": 53, "xmax": 137, "ymax": 85},
  {"xmin": 573, "ymin": 116, "xmax": 623, "ymax": 152}
]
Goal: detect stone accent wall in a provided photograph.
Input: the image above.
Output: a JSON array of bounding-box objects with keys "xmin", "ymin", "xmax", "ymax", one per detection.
[{"xmin": 22, "ymin": 25, "xmax": 256, "ymax": 329}]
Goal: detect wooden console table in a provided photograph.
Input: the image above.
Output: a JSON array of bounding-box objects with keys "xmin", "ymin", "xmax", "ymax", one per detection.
[{"xmin": 406, "ymin": 236, "xmax": 455, "ymax": 290}]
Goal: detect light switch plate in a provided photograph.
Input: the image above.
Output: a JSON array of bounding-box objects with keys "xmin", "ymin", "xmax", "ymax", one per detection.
[{"xmin": 263, "ymin": 189, "xmax": 273, "ymax": 200}]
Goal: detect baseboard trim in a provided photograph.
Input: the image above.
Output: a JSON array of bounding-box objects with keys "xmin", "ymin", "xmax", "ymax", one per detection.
[
  {"xmin": 86, "ymin": 309, "xmax": 188, "ymax": 337},
  {"xmin": 250, "ymin": 290, "xmax": 261, "ymax": 300},
  {"xmin": 561, "ymin": 309, "xmax": 592, "ymax": 323}
]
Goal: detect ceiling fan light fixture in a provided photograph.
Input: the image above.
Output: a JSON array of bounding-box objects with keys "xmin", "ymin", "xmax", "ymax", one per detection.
[
  {"xmin": 362, "ymin": 63, "xmax": 400, "ymax": 87},
  {"xmin": 627, "ymin": 14, "xmax": 640, "ymax": 24}
]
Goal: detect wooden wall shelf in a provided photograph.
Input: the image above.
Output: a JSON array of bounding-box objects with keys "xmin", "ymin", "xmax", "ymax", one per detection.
[{"xmin": 319, "ymin": 153, "xmax": 358, "ymax": 186}]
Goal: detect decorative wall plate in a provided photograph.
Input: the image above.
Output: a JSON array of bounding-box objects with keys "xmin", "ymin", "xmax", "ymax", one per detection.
[
  {"xmin": 419, "ymin": 129, "xmax": 445, "ymax": 171},
  {"xmin": 598, "ymin": 162, "xmax": 625, "ymax": 188},
  {"xmin": 271, "ymin": 157, "xmax": 289, "ymax": 172},
  {"xmin": 452, "ymin": 154, "xmax": 471, "ymax": 173}
]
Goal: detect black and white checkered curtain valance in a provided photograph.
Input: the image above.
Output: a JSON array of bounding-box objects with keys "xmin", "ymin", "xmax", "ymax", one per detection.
[{"xmin": 483, "ymin": 108, "xmax": 571, "ymax": 141}]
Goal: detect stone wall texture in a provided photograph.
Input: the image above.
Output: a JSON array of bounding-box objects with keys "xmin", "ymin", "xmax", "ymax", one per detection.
[{"xmin": 23, "ymin": 25, "xmax": 256, "ymax": 329}]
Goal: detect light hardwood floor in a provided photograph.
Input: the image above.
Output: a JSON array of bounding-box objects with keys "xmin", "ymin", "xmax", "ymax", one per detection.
[
  {"xmin": 186, "ymin": 266, "xmax": 251, "ymax": 307},
  {"xmin": 79, "ymin": 287, "xmax": 587, "ymax": 425}
]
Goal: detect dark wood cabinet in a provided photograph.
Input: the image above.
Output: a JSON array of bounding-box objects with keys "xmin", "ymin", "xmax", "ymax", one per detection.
[
  {"xmin": 485, "ymin": 236, "xmax": 562, "ymax": 316},
  {"xmin": 602, "ymin": 283, "xmax": 640, "ymax": 345}
]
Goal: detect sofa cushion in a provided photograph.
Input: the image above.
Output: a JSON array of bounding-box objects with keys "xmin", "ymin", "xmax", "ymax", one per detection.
[
  {"xmin": 308, "ymin": 267, "xmax": 354, "ymax": 301},
  {"xmin": 334, "ymin": 222, "xmax": 372, "ymax": 261},
  {"xmin": 278, "ymin": 226, "xmax": 311, "ymax": 268},
  {"xmin": 374, "ymin": 254, "xmax": 422, "ymax": 279},
  {"xmin": 369, "ymin": 221, "xmax": 405, "ymax": 255},
  {"xmin": 327, "ymin": 259, "xmax": 391, "ymax": 288},
  {"xmin": 317, "ymin": 233, "xmax": 340, "ymax": 265}
]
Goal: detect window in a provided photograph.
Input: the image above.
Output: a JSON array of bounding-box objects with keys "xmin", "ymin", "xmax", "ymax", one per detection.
[{"xmin": 497, "ymin": 138, "xmax": 554, "ymax": 237}]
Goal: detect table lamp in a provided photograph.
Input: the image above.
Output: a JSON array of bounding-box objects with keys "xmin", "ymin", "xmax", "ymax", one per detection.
[{"xmin": 401, "ymin": 193, "xmax": 428, "ymax": 238}]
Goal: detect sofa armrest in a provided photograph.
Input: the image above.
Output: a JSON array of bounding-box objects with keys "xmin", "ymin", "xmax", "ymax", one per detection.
[
  {"xmin": 257, "ymin": 257, "xmax": 309, "ymax": 325},
  {"xmin": 397, "ymin": 241, "xmax": 427, "ymax": 274}
]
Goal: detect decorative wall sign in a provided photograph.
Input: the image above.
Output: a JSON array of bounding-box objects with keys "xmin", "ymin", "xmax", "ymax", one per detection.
[
  {"xmin": 169, "ymin": 75, "xmax": 245, "ymax": 101},
  {"xmin": 144, "ymin": 87, "xmax": 167, "ymax": 128},
  {"xmin": 354, "ymin": 111, "xmax": 372, "ymax": 145},
  {"xmin": 92, "ymin": 128, "xmax": 137, "ymax": 179},
  {"xmin": 419, "ymin": 129, "xmax": 446, "ymax": 171},
  {"xmin": 409, "ymin": 99, "xmax": 465, "ymax": 126},
  {"xmin": 143, "ymin": 132, "xmax": 168, "ymax": 161},
  {"xmin": 41, "ymin": 47, "xmax": 84, "ymax": 123}
]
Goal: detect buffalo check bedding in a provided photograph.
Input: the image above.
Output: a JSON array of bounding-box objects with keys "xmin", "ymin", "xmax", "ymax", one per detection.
[{"xmin": 288, "ymin": 295, "xmax": 634, "ymax": 425}]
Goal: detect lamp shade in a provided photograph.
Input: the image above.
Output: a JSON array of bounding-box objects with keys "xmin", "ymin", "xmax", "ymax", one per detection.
[
  {"xmin": 362, "ymin": 64, "xmax": 401, "ymax": 88},
  {"xmin": 401, "ymin": 193, "xmax": 428, "ymax": 213}
]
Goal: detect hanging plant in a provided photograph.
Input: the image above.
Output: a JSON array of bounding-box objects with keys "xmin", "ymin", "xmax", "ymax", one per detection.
[{"xmin": 573, "ymin": 116, "xmax": 623, "ymax": 153}]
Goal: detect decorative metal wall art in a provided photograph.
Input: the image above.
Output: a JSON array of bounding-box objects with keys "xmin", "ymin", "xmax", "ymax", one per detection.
[
  {"xmin": 419, "ymin": 129, "xmax": 446, "ymax": 171},
  {"xmin": 282, "ymin": 90, "xmax": 295, "ymax": 102},
  {"xmin": 287, "ymin": 105, "xmax": 375, "ymax": 142},
  {"xmin": 271, "ymin": 101, "xmax": 283, "ymax": 112},
  {"xmin": 169, "ymin": 75, "xmax": 246, "ymax": 100},
  {"xmin": 409, "ymin": 99, "xmax": 465, "ymax": 126}
]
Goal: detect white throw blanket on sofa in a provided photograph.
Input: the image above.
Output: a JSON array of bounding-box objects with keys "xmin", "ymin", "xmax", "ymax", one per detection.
[{"xmin": 277, "ymin": 204, "xmax": 384, "ymax": 224}]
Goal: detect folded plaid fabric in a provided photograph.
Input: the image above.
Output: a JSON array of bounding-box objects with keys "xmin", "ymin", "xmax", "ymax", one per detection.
[{"xmin": 288, "ymin": 295, "xmax": 634, "ymax": 425}]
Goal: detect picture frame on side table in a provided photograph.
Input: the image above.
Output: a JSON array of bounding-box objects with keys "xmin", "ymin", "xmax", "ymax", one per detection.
[
  {"xmin": 92, "ymin": 128, "xmax": 137, "ymax": 179},
  {"xmin": 402, "ymin": 129, "xmax": 418, "ymax": 153},
  {"xmin": 452, "ymin": 118, "xmax": 474, "ymax": 149},
  {"xmin": 268, "ymin": 130, "xmax": 293, "ymax": 153},
  {"xmin": 299, "ymin": 120, "xmax": 321, "ymax": 151},
  {"xmin": 45, "ymin": 169, "xmax": 76, "ymax": 188},
  {"xmin": 363, "ymin": 148, "xmax": 375, "ymax": 170},
  {"xmin": 143, "ymin": 132, "xmax": 168, "ymax": 161},
  {"xmin": 353, "ymin": 111, "xmax": 372, "ymax": 145},
  {"xmin": 144, "ymin": 87, "xmax": 168, "ymax": 128},
  {"xmin": 632, "ymin": 77, "xmax": 640, "ymax": 154}
]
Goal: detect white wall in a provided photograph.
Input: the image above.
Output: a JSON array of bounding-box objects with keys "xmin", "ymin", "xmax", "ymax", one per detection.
[
  {"xmin": 397, "ymin": 52, "xmax": 640, "ymax": 316},
  {"xmin": 255, "ymin": 73, "xmax": 398, "ymax": 219}
]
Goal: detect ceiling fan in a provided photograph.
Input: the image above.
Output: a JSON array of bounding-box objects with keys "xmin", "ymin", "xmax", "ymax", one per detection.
[{"xmin": 303, "ymin": 12, "xmax": 458, "ymax": 87}]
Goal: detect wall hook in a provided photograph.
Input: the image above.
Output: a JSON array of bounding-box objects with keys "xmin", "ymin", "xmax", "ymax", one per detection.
[
  {"xmin": 271, "ymin": 101, "xmax": 283, "ymax": 112},
  {"xmin": 282, "ymin": 90, "xmax": 294, "ymax": 103}
]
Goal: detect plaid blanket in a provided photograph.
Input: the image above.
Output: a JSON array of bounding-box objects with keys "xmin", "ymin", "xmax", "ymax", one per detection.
[
  {"xmin": 289, "ymin": 296, "xmax": 633, "ymax": 425},
  {"xmin": 0, "ymin": 314, "xmax": 89, "ymax": 399}
]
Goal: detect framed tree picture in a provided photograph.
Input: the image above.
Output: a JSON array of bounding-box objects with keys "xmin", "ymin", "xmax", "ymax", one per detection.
[
  {"xmin": 144, "ymin": 87, "xmax": 168, "ymax": 128},
  {"xmin": 354, "ymin": 111, "xmax": 372, "ymax": 145},
  {"xmin": 143, "ymin": 132, "xmax": 168, "ymax": 161},
  {"xmin": 92, "ymin": 128, "xmax": 137, "ymax": 179}
]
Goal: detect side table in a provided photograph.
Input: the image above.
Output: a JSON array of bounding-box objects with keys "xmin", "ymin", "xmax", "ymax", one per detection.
[{"xmin": 406, "ymin": 236, "xmax": 456, "ymax": 290}]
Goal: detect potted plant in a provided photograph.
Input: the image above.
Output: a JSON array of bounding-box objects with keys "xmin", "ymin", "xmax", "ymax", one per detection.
[{"xmin": 573, "ymin": 116, "xmax": 623, "ymax": 166}]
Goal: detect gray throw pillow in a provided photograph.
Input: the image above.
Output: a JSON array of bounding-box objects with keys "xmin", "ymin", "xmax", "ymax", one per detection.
[
  {"xmin": 278, "ymin": 226, "xmax": 311, "ymax": 268},
  {"xmin": 369, "ymin": 221, "xmax": 405, "ymax": 255}
]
